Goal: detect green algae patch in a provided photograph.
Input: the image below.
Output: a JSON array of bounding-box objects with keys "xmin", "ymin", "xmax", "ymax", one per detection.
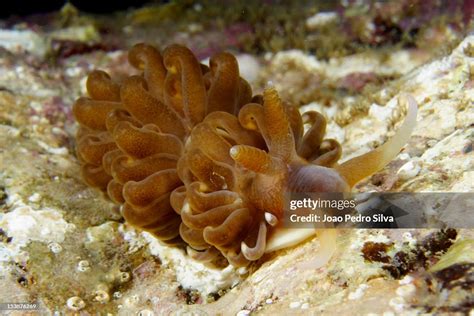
[{"xmin": 430, "ymin": 239, "xmax": 474, "ymax": 272}]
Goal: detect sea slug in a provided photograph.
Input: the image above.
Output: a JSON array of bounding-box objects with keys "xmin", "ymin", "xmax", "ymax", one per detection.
[{"xmin": 73, "ymin": 43, "xmax": 417, "ymax": 267}]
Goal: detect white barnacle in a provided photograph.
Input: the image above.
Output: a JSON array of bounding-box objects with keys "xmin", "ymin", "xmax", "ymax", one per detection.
[
  {"xmin": 77, "ymin": 260, "xmax": 90, "ymax": 272},
  {"xmin": 94, "ymin": 290, "xmax": 110, "ymax": 303},
  {"xmin": 66, "ymin": 296, "xmax": 85, "ymax": 311}
]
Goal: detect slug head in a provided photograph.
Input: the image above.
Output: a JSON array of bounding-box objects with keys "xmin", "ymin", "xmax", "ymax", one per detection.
[{"xmin": 230, "ymin": 88, "xmax": 417, "ymax": 256}]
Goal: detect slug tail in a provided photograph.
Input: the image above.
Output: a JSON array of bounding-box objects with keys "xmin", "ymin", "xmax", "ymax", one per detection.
[{"xmin": 336, "ymin": 95, "xmax": 418, "ymax": 188}]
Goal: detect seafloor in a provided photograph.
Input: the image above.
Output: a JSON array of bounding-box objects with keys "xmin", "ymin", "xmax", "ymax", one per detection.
[{"xmin": 0, "ymin": 1, "xmax": 473, "ymax": 315}]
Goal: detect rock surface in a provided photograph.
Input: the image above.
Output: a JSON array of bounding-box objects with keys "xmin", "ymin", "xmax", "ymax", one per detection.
[{"xmin": 0, "ymin": 7, "xmax": 473, "ymax": 315}]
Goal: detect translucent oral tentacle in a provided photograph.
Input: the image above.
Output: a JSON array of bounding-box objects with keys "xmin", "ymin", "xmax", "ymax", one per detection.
[
  {"xmin": 241, "ymin": 222, "xmax": 267, "ymax": 261},
  {"xmin": 336, "ymin": 95, "xmax": 418, "ymax": 187}
]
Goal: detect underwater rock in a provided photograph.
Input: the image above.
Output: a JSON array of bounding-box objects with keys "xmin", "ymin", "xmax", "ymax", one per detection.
[{"xmin": 0, "ymin": 8, "xmax": 473, "ymax": 314}]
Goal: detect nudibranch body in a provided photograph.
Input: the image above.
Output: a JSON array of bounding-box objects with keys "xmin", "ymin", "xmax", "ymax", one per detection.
[{"xmin": 73, "ymin": 43, "xmax": 417, "ymax": 267}]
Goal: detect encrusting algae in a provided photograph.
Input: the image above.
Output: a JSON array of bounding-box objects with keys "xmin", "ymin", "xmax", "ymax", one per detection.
[{"xmin": 73, "ymin": 43, "xmax": 417, "ymax": 267}]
